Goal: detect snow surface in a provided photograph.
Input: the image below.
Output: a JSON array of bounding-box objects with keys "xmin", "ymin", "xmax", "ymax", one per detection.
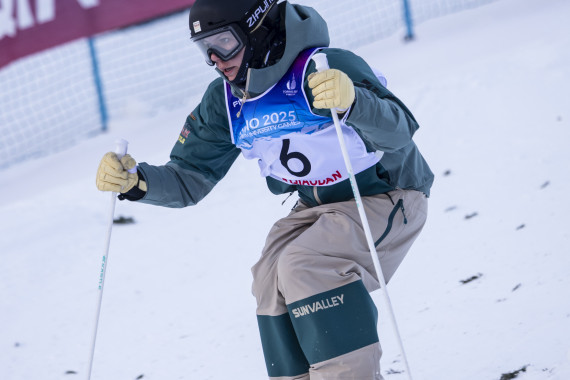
[{"xmin": 1, "ymin": 0, "xmax": 569, "ymax": 379}]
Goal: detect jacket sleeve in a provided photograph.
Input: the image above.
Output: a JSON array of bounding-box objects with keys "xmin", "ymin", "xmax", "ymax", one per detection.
[
  {"xmin": 306, "ymin": 48, "xmax": 420, "ymax": 153},
  {"xmin": 136, "ymin": 79, "xmax": 241, "ymax": 208}
]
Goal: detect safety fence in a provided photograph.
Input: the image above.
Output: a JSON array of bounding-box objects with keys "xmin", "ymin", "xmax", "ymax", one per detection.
[{"xmin": 0, "ymin": 0, "xmax": 498, "ymax": 170}]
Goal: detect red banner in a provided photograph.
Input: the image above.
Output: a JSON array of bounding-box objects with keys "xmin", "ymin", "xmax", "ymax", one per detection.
[{"xmin": 0, "ymin": 0, "xmax": 196, "ymax": 69}]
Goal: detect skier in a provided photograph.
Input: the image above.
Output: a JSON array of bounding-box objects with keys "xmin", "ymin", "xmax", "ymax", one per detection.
[{"xmin": 96, "ymin": 0, "xmax": 434, "ymax": 378}]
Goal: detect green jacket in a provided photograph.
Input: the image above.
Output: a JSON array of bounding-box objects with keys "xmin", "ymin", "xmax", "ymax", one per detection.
[{"xmin": 136, "ymin": 2, "xmax": 433, "ymax": 208}]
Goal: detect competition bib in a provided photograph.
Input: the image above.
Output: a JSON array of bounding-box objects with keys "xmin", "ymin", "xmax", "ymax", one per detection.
[{"xmin": 225, "ymin": 48, "xmax": 380, "ymax": 186}]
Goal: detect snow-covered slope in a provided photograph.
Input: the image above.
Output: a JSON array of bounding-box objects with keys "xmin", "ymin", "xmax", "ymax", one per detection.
[{"xmin": 1, "ymin": 0, "xmax": 569, "ymax": 379}]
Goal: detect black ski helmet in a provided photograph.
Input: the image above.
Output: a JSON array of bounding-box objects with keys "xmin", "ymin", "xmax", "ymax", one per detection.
[{"xmin": 189, "ymin": 0, "xmax": 281, "ymax": 84}]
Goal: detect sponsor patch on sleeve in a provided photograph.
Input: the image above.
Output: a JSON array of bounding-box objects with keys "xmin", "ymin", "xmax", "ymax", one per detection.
[{"xmin": 178, "ymin": 125, "xmax": 191, "ymax": 144}]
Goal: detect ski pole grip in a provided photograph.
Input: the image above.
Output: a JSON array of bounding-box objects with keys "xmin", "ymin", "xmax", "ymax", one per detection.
[
  {"xmin": 312, "ymin": 53, "xmax": 330, "ymax": 72},
  {"xmin": 113, "ymin": 138, "xmax": 137, "ymax": 174},
  {"xmin": 114, "ymin": 138, "xmax": 128, "ymax": 159}
]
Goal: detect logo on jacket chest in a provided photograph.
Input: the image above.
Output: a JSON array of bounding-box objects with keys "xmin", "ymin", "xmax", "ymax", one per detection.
[{"xmin": 283, "ymin": 74, "xmax": 299, "ymax": 96}]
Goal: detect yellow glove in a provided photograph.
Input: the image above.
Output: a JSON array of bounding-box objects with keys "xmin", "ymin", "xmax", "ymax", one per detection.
[
  {"xmin": 96, "ymin": 152, "xmax": 139, "ymax": 193},
  {"xmin": 308, "ymin": 68, "xmax": 355, "ymax": 111}
]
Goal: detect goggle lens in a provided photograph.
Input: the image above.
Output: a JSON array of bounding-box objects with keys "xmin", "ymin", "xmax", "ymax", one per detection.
[{"xmin": 194, "ymin": 28, "xmax": 244, "ymax": 65}]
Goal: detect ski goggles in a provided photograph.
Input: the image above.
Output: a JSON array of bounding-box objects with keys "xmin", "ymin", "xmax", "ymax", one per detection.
[{"xmin": 192, "ymin": 25, "xmax": 247, "ymax": 66}]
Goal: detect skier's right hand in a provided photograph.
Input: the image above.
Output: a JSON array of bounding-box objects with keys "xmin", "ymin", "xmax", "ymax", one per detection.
[{"xmin": 96, "ymin": 152, "xmax": 139, "ymax": 193}]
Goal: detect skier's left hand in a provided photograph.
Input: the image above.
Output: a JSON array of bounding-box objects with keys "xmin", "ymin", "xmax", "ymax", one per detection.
[
  {"xmin": 308, "ymin": 69, "xmax": 355, "ymax": 112},
  {"xmin": 96, "ymin": 152, "xmax": 139, "ymax": 193}
]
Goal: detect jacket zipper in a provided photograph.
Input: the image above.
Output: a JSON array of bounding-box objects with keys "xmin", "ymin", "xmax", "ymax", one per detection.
[{"xmin": 236, "ymin": 69, "xmax": 252, "ymax": 118}]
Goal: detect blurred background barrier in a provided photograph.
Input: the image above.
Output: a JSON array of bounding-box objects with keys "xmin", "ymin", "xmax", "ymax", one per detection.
[{"xmin": 0, "ymin": 0, "xmax": 497, "ymax": 170}]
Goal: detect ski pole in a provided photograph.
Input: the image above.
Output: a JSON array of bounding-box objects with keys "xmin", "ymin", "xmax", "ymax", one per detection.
[
  {"xmin": 311, "ymin": 53, "xmax": 414, "ymax": 380},
  {"xmin": 87, "ymin": 138, "xmax": 132, "ymax": 380}
]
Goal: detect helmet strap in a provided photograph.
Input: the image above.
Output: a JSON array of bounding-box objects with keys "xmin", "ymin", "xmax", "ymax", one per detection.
[
  {"xmin": 229, "ymin": 23, "xmax": 276, "ymax": 87},
  {"xmin": 249, "ymin": 25, "xmax": 278, "ymax": 69},
  {"xmin": 229, "ymin": 43, "xmax": 254, "ymax": 87},
  {"xmin": 227, "ymin": 0, "xmax": 282, "ymax": 86}
]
